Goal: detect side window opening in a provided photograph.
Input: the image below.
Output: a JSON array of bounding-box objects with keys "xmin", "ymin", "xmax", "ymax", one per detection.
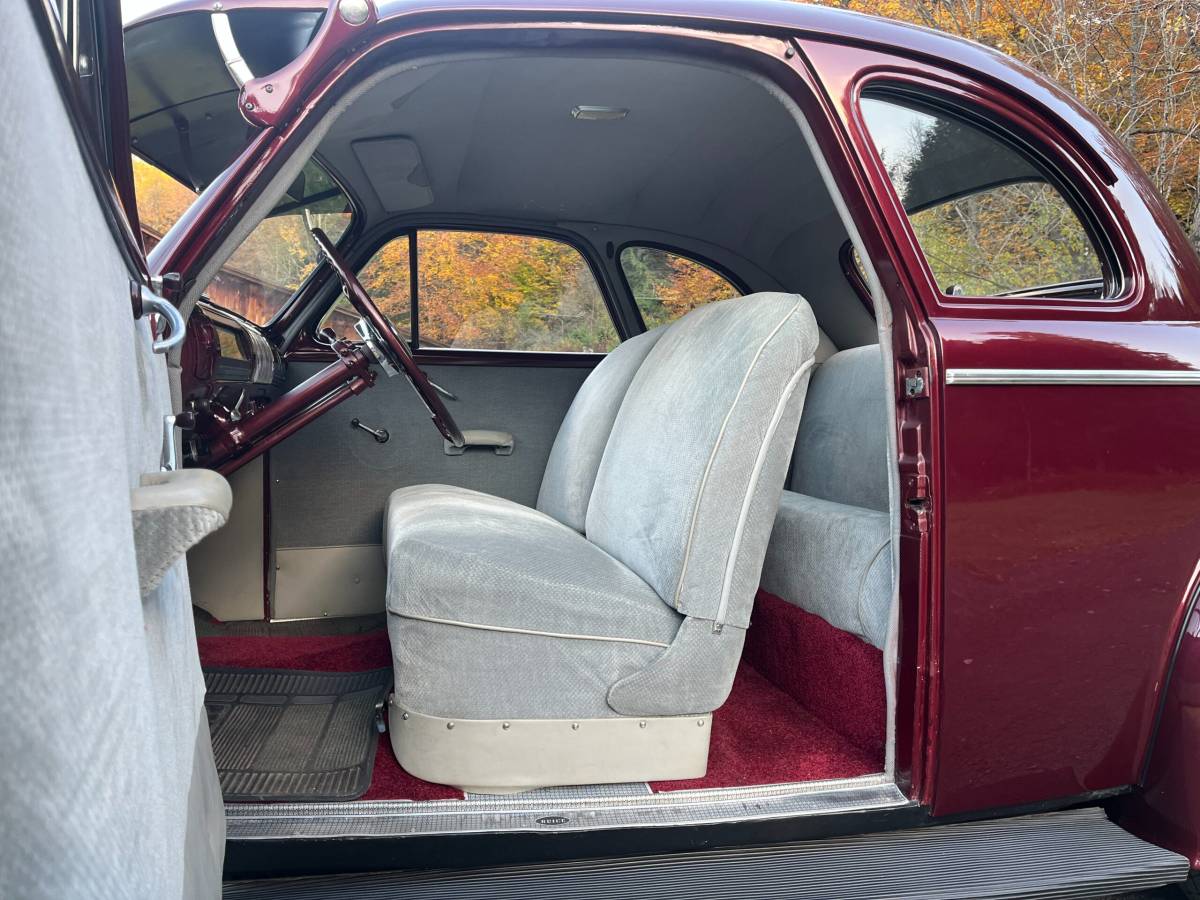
[
  {"xmin": 320, "ymin": 235, "xmax": 411, "ymax": 342},
  {"xmin": 133, "ymin": 156, "xmax": 199, "ymax": 253},
  {"xmin": 136, "ymin": 156, "xmax": 355, "ymax": 326},
  {"xmin": 619, "ymin": 246, "xmax": 742, "ymax": 330},
  {"xmin": 859, "ymin": 92, "xmax": 1107, "ymax": 301},
  {"xmin": 320, "ymin": 230, "xmax": 619, "ymax": 353},
  {"xmin": 210, "ymin": 161, "xmax": 353, "ymax": 325}
]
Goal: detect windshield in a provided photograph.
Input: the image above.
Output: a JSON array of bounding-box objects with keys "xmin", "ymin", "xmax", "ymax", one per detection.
[{"xmin": 133, "ymin": 157, "xmax": 354, "ymax": 325}]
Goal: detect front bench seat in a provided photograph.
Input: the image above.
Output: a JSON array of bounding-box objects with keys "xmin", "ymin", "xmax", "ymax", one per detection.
[{"xmin": 385, "ymin": 293, "xmax": 820, "ymax": 792}]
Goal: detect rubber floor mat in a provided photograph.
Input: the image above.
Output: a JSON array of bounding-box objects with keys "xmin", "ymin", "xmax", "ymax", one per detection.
[{"xmin": 204, "ymin": 667, "xmax": 392, "ymax": 802}]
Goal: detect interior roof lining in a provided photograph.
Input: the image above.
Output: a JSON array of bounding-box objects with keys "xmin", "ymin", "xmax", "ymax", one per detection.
[
  {"xmin": 310, "ymin": 45, "xmax": 875, "ymax": 346},
  {"xmin": 181, "ymin": 40, "xmax": 879, "ymax": 351}
]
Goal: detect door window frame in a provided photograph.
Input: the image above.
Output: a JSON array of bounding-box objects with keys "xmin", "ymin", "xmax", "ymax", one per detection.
[
  {"xmin": 295, "ymin": 221, "xmax": 631, "ymax": 365},
  {"xmin": 849, "ymin": 70, "xmax": 1139, "ymax": 316}
]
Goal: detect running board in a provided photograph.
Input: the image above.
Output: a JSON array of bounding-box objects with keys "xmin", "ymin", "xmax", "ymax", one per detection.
[{"xmin": 224, "ymin": 806, "xmax": 1188, "ymax": 899}]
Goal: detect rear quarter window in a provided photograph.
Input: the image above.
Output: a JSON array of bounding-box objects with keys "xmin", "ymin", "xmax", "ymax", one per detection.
[
  {"xmin": 859, "ymin": 94, "xmax": 1106, "ymax": 300},
  {"xmin": 620, "ymin": 246, "xmax": 741, "ymax": 329}
]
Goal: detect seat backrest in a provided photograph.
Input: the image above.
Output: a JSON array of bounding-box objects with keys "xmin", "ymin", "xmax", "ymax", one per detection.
[
  {"xmin": 789, "ymin": 344, "xmax": 889, "ymax": 512},
  {"xmin": 537, "ymin": 327, "xmax": 666, "ymax": 533},
  {"xmin": 586, "ymin": 293, "xmax": 820, "ymax": 628}
]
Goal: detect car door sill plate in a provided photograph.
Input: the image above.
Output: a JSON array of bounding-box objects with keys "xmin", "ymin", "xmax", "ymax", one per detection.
[
  {"xmin": 223, "ymin": 806, "xmax": 1187, "ymax": 898},
  {"xmin": 225, "ymin": 773, "xmax": 907, "ymax": 840}
]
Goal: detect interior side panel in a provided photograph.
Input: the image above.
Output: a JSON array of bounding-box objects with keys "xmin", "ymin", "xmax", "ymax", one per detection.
[{"xmin": 269, "ymin": 363, "xmax": 591, "ymax": 614}]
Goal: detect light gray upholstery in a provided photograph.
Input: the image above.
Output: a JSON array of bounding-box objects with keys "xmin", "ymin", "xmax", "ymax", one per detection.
[
  {"xmin": 536, "ymin": 327, "xmax": 666, "ymax": 532},
  {"xmin": 0, "ymin": 2, "xmax": 223, "ymax": 894},
  {"xmin": 587, "ymin": 294, "xmax": 819, "ymax": 627},
  {"xmin": 762, "ymin": 345, "xmax": 893, "ymax": 648},
  {"xmin": 790, "ymin": 345, "xmax": 890, "ymax": 512},
  {"xmin": 387, "ymin": 485, "xmax": 681, "ymax": 718},
  {"xmin": 761, "ymin": 493, "xmax": 891, "ymax": 648},
  {"xmin": 386, "ymin": 294, "xmax": 818, "ymax": 731}
]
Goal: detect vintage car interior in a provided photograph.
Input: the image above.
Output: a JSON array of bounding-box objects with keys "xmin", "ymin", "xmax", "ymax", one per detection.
[
  {"xmin": 116, "ymin": 6, "xmax": 1122, "ymax": 820},
  {"xmin": 142, "ymin": 42, "xmax": 908, "ymax": 804},
  {"xmin": 10, "ymin": 0, "xmax": 1200, "ymax": 894}
]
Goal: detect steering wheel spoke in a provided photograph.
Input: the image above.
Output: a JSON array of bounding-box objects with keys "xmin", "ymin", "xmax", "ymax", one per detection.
[{"xmin": 311, "ymin": 228, "xmax": 466, "ymax": 448}]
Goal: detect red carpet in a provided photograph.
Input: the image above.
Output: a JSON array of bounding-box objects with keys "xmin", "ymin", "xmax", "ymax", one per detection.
[
  {"xmin": 199, "ymin": 595, "xmax": 885, "ymax": 801},
  {"xmin": 742, "ymin": 589, "xmax": 887, "ymax": 757},
  {"xmin": 197, "ymin": 631, "xmax": 392, "ymax": 672},
  {"xmin": 650, "ymin": 662, "xmax": 879, "ymax": 791}
]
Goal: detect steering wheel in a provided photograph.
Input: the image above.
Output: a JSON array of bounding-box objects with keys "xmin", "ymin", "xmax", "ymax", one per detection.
[{"xmin": 311, "ymin": 228, "xmax": 466, "ymax": 449}]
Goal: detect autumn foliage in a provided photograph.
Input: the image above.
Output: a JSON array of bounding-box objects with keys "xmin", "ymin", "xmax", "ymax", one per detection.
[{"xmin": 821, "ymin": 0, "xmax": 1200, "ymax": 242}]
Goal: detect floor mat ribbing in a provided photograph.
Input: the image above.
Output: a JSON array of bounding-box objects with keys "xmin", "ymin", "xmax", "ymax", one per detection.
[{"xmin": 204, "ymin": 667, "xmax": 392, "ymax": 802}]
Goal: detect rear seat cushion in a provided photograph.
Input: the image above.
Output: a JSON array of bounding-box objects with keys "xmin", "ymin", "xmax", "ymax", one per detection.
[
  {"xmin": 761, "ymin": 344, "xmax": 892, "ymax": 649},
  {"xmin": 760, "ymin": 492, "xmax": 891, "ymax": 649}
]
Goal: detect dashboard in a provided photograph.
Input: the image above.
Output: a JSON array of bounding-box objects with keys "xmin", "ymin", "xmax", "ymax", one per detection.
[{"xmin": 179, "ymin": 300, "xmax": 288, "ymax": 463}]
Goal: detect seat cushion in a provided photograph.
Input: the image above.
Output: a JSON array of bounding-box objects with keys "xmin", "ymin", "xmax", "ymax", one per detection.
[
  {"xmin": 759, "ymin": 491, "xmax": 891, "ymax": 648},
  {"xmin": 386, "ymin": 485, "xmax": 682, "ymax": 719}
]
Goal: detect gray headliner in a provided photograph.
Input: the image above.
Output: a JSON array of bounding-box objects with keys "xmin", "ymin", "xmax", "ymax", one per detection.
[{"xmin": 316, "ymin": 52, "xmax": 876, "ymax": 348}]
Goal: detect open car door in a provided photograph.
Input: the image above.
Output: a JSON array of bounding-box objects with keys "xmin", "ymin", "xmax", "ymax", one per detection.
[{"xmin": 0, "ymin": 2, "xmax": 227, "ymax": 896}]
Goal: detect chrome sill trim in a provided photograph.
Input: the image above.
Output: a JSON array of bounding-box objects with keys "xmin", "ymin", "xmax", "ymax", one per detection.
[
  {"xmin": 946, "ymin": 368, "xmax": 1200, "ymax": 386},
  {"xmin": 225, "ymin": 773, "xmax": 912, "ymax": 840}
]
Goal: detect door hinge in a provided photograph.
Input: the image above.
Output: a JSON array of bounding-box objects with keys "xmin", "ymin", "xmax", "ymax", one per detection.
[
  {"xmin": 904, "ymin": 368, "xmax": 929, "ymax": 398},
  {"xmin": 903, "ymin": 472, "xmax": 932, "ymax": 535}
]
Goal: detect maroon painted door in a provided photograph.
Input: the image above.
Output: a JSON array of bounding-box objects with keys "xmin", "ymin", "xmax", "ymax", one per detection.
[{"xmin": 803, "ymin": 38, "xmax": 1200, "ymax": 816}]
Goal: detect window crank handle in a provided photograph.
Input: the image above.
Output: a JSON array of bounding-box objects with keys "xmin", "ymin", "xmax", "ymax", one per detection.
[{"xmin": 351, "ymin": 418, "xmax": 390, "ymax": 444}]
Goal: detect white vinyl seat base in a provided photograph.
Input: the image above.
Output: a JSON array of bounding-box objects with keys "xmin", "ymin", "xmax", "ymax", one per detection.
[{"xmin": 389, "ymin": 700, "xmax": 710, "ymax": 794}]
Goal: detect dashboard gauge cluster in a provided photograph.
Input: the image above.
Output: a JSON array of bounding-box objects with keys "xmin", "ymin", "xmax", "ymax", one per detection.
[{"xmin": 179, "ymin": 300, "xmax": 288, "ymax": 464}]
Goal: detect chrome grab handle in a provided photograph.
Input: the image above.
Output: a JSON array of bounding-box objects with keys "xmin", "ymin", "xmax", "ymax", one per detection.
[{"xmin": 141, "ymin": 286, "xmax": 187, "ymax": 354}]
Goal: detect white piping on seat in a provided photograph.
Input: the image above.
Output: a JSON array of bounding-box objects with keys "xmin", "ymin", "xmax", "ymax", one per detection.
[
  {"xmin": 398, "ymin": 613, "xmax": 672, "ymax": 648},
  {"xmin": 671, "ymin": 300, "xmax": 804, "ymax": 615},
  {"xmin": 714, "ymin": 358, "xmax": 814, "ymax": 631}
]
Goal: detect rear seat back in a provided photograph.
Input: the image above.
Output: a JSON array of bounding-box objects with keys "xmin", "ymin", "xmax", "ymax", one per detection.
[
  {"xmin": 790, "ymin": 346, "xmax": 890, "ymax": 513},
  {"xmin": 759, "ymin": 344, "xmax": 893, "ymax": 648}
]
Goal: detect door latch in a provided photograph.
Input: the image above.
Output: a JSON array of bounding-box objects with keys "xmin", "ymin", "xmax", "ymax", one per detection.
[
  {"xmin": 903, "ymin": 368, "xmax": 929, "ymax": 398},
  {"xmin": 351, "ymin": 418, "xmax": 389, "ymax": 444}
]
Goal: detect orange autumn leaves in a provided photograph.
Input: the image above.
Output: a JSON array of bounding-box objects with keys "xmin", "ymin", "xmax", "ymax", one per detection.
[{"xmin": 817, "ymin": 0, "xmax": 1200, "ymax": 242}]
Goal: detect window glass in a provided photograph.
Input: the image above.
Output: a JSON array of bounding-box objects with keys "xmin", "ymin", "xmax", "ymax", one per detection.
[
  {"xmin": 319, "ymin": 236, "xmax": 411, "ymax": 342},
  {"xmin": 207, "ymin": 160, "xmax": 353, "ymax": 324},
  {"xmin": 860, "ymin": 95, "xmax": 1104, "ymax": 298},
  {"xmin": 416, "ymin": 231, "xmax": 617, "ymax": 352},
  {"xmin": 133, "ymin": 156, "xmax": 199, "ymax": 252},
  {"xmin": 620, "ymin": 247, "xmax": 741, "ymax": 329}
]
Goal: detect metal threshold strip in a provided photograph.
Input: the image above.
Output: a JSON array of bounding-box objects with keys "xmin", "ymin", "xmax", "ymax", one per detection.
[
  {"xmin": 224, "ymin": 806, "xmax": 1188, "ymax": 899},
  {"xmin": 225, "ymin": 773, "xmax": 909, "ymax": 840}
]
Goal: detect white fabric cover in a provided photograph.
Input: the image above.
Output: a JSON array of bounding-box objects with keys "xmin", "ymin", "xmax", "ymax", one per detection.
[
  {"xmin": 386, "ymin": 485, "xmax": 681, "ymax": 719},
  {"xmin": 790, "ymin": 344, "xmax": 890, "ymax": 512},
  {"xmin": 0, "ymin": 3, "xmax": 223, "ymax": 895},
  {"xmin": 587, "ymin": 294, "xmax": 820, "ymax": 627},
  {"xmin": 762, "ymin": 345, "xmax": 893, "ymax": 648},
  {"xmin": 761, "ymin": 493, "xmax": 891, "ymax": 648},
  {"xmin": 387, "ymin": 294, "xmax": 818, "ymax": 726},
  {"xmin": 536, "ymin": 327, "xmax": 666, "ymax": 532}
]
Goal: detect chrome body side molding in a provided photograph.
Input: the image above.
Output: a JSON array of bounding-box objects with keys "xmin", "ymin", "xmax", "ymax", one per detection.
[{"xmin": 946, "ymin": 369, "xmax": 1200, "ymax": 386}]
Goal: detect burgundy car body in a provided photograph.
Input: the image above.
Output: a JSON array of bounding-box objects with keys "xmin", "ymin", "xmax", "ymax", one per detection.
[{"xmin": 130, "ymin": 0, "xmax": 1200, "ymax": 868}]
